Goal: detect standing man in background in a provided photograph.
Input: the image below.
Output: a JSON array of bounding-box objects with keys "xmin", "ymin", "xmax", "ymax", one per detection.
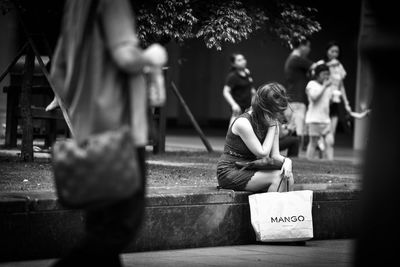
[{"xmin": 283, "ymin": 37, "xmax": 315, "ymax": 151}]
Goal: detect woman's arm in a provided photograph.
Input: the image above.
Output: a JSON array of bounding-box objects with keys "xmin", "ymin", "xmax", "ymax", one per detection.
[
  {"xmin": 223, "ymin": 85, "xmax": 241, "ymax": 113},
  {"xmin": 271, "ymin": 124, "xmax": 286, "ymax": 163},
  {"xmin": 232, "ymin": 118, "xmax": 276, "ymax": 158},
  {"xmin": 101, "ymin": 0, "xmax": 167, "ymax": 73},
  {"xmin": 340, "ymin": 81, "xmax": 352, "ymax": 113},
  {"xmin": 271, "ymin": 124, "xmax": 293, "ymax": 180}
]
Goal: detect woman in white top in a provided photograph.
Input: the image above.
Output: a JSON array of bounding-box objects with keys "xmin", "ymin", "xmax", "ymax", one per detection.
[
  {"xmin": 317, "ymin": 41, "xmax": 351, "ymax": 138},
  {"xmin": 305, "ymin": 63, "xmax": 333, "ymax": 160}
]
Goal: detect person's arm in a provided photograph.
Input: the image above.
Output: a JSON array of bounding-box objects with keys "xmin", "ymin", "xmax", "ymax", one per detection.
[
  {"xmin": 340, "ymin": 81, "xmax": 352, "ymax": 113},
  {"xmin": 271, "ymin": 124, "xmax": 286, "ymax": 162},
  {"xmin": 333, "ymin": 62, "xmax": 351, "ymax": 113},
  {"xmin": 232, "ymin": 118, "xmax": 276, "ymax": 158},
  {"xmin": 251, "ymin": 87, "xmax": 256, "ymax": 97},
  {"xmin": 296, "ymin": 56, "xmax": 315, "ymax": 79},
  {"xmin": 223, "ymin": 85, "xmax": 241, "ymax": 113},
  {"xmin": 101, "ymin": 0, "xmax": 167, "ymax": 73},
  {"xmin": 271, "ymin": 125, "xmax": 293, "ymax": 181},
  {"xmin": 309, "ymin": 60, "xmax": 323, "ymax": 77}
]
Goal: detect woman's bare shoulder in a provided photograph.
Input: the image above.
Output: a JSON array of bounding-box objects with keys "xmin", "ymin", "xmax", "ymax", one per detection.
[{"xmin": 232, "ymin": 116, "xmax": 252, "ymax": 135}]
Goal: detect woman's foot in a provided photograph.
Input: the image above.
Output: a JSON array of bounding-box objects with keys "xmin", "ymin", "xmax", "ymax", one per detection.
[{"xmin": 45, "ymin": 97, "xmax": 60, "ymax": 111}]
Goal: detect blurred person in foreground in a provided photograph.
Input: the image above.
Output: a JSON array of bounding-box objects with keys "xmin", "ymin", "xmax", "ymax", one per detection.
[{"xmin": 49, "ymin": 0, "xmax": 167, "ymax": 266}]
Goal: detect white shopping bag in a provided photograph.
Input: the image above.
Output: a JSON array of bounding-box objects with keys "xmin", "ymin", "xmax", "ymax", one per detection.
[{"xmin": 248, "ymin": 189, "xmax": 313, "ymax": 242}]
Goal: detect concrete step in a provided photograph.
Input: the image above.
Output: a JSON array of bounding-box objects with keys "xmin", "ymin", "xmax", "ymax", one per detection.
[{"xmin": 0, "ymin": 184, "xmax": 361, "ymax": 262}]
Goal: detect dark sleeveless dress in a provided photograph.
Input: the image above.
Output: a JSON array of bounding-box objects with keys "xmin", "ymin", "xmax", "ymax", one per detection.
[{"xmin": 217, "ymin": 112, "xmax": 269, "ymax": 190}]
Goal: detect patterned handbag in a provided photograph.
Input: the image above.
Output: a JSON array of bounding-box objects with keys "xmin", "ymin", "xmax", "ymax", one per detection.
[{"xmin": 52, "ymin": 126, "xmax": 141, "ymax": 209}]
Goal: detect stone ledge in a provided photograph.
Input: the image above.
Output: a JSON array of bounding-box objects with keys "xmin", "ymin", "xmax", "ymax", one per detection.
[
  {"xmin": 0, "ymin": 183, "xmax": 361, "ymax": 262},
  {"xmin": 0, "ymin": 183, "xmax": 360, "ymax": 213}
]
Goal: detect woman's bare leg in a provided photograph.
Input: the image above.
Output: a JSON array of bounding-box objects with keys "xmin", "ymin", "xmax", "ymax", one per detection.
[
  {"xmin": 325, "ymin": 133, "xmax": 334, "ymax": 160},
  {"xmin": 244, "ymin": 170, "xmax": 283, "ymax": 192},
  {"xmin": 306, "ymin": 136, "xmax": 319, "ymax": 160},
  {"xmin": 330, "ymin": 116, "xmax": 339, "ymax": 137}
]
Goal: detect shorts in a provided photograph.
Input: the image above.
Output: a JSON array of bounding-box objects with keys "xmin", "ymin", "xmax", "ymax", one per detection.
[
  {"xmin": 307, "ymin": 123, "xmax": 330, "ymax": 137},
  {"xmin": 330, "ymin": 103, "xmax": 340, "ymax": 117}
]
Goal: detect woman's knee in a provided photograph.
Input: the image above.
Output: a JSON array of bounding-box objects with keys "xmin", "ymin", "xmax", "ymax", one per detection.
[
  {"xmin": 268, "ymin": 171, "xmax": 285, "ymax": 192},
  {"xmin": 265, "ymin": 170, "xmax": 283, "ymax": 186},
  {"xmin": 246, "ymin": 170, "xmax": 281, "ymax": 191}
]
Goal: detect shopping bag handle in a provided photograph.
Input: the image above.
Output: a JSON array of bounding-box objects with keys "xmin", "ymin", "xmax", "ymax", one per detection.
[{"xmin": 277, "ymin": 178, "xmax": 289, "ymax": 192}]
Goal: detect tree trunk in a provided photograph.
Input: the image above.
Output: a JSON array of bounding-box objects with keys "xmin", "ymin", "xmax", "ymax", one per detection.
[{"xmin": 20, "ymin": 47, "xmax": 35, "ymax": 162}]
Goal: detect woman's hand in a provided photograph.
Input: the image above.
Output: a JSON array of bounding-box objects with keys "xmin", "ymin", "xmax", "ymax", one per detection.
[
  {"xmin": 264, "ymin": 117, "xmax": 278, "ymax": 127},
  {"xmin": 280, "ymin": 157, "xmax": 293, "ymax": 181},
  {"xmin": 143, "ymin": 44, "xmax": 168, "ymax": 67},
  {"xmin": 323, "ymin": 79, "xmax": 332, "ymax": 88},
  {"xmin": 232, "ymin": 103, "xmax": 242, "ymax": 116}
]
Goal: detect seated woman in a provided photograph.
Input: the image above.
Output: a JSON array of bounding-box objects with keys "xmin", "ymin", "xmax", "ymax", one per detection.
[{"xmin": 217, "ymin": 82, "xmax": 294, "ymax": 192}]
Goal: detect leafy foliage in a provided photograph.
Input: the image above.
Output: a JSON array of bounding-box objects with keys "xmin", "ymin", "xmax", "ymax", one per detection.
[
  {"xmin": 132, "ymin": 0, "xmax": 321, "ymax": 50},
  {"xmin": 267, "ymin": 2, "xmax": 321, "ymax": 48},
  {"xmin": 195, "ymin": 1, "xmax": 256, "ymax": 49},
  {"xmin": 132, "ymin": 0, "xmax": 198, "ymax": 46},
  {"xmin": 1, "ymin": 0, "xmax": 321, "ymax": 50}
]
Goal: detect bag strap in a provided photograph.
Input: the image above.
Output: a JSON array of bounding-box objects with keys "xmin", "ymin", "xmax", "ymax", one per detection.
[{"xmin": 277, "ymin": 177, "xmax": 290, "ymax": 192}]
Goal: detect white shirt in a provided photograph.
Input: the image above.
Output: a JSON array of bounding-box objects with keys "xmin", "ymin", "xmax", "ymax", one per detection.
[
  {"xmin": 327, "ymin": 59, "xmax": 346, "ymax": 103},
  {"xmin": 305, "ymin": 80, "xmax": 332, "ymax": 124}
]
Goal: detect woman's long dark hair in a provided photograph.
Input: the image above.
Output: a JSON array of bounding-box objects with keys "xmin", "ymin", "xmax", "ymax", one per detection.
[
  {"xmin": 250, "ymin": 82, "xmax": 289, "ymax": 131},
  {"xmin": 324, "ymin": 40, "xmax": 340, "ymax": 62}
]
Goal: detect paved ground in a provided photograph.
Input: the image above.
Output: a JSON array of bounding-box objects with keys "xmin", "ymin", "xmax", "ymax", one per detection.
[{"xmin": 0, "ymin": 239, "xmax": 355, "ymax": 267}]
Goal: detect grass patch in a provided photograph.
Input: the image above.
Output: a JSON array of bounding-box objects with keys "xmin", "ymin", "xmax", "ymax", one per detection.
[{"xmin": 0, "ymin": 151, "xmax": 362, "ymax": 192}]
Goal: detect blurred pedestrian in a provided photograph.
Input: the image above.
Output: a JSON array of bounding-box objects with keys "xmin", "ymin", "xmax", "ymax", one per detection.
[
  {"xmin": 305, "ymin": 63, "xmax": 333, "ymax": 160},
  {"xmin": 50, "ymin": 0, "xmax": 167, "ymax": 266},
  {"xmin": 317, "ymin": 41, "xmax": 352, "ymax": 137},
  {"xmin": 315, "ymin": 41, "xmax": 371, "ymax": 158},
  {"xmin": 283, "ymin": 37, "xmax": 315, "ymax": 151},
  {"xmin": 223, "ymin": 53, "xmax": 256, "ymax": 127}
]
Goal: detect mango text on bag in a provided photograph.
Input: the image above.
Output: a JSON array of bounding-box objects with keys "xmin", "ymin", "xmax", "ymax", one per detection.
[{"xmin": 271, "ymin": 215, "xmax": 305, "ymax": 223}]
